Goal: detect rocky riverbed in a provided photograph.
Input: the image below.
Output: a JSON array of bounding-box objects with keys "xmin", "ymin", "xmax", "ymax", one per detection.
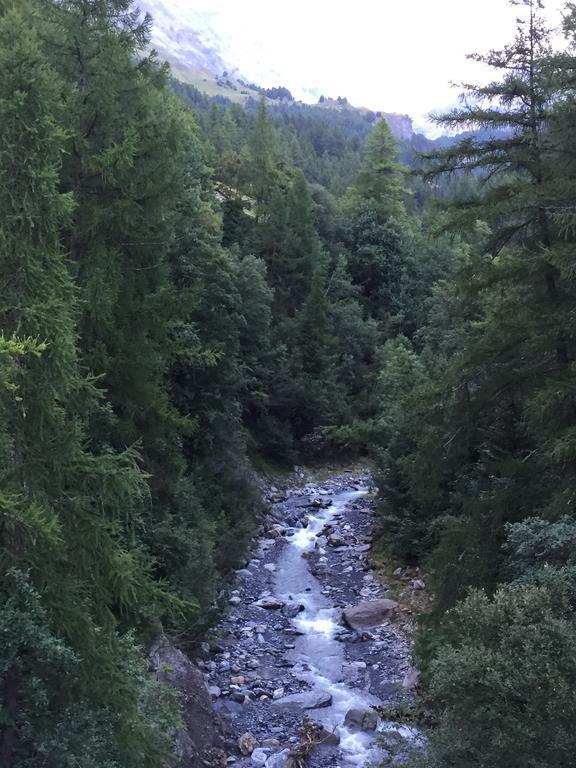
[{"xmin": 197, "ymin": 471, "xmax": 419, "ymax": 767}]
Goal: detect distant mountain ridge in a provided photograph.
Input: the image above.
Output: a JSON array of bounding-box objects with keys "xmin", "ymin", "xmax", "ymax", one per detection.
[{"xmin": 137, "ymin": 0, "xmax": 417, "ymax": 141}]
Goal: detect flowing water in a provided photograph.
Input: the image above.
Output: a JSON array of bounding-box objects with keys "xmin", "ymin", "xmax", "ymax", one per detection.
[
  {"xmin": 205, "ymin": 475, "xmax": 419, "ymax": 767},
  {"xmin": 275, "ymin": 490, "xmax": 384, "ymax": 765}
]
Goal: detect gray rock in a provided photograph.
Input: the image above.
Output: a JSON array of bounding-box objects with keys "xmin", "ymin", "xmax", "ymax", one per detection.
[
  {"xmin": 230, "ymin": 691, "xmax": 248, "ymax": 703},
  {"xmin": 282, "ymin": 602, "xmax": 304, "ymax": 619},
  {"xmin": 261, "ymin": 738, "xmax": 281, "ymax": 749},
  {"xmin": 265, "ymin": 749, "xmax": 291, "ymax": 768},
  {"xmin": 238, "ymin": 732, "xmax": 258, "ymax": 756},
  {"xmin": 342, "ymin": 599, "xmax": 398, "ymax": 630},
  {"xmin": 316, "ymin": 726, "xmax": 340, "ymax": 746},
  {"xmin": 254, "ymin": 597, "xmax": 285, "ymax": 610},
  {"xmin": 229, "ymin": 595, "xmax": 242, "ymax": 606},
  {"xmin": 272, "ymin": 690, "xmax": 332, "ymax": 710},
  {"xmin": 251, "ymin": 748, "xmax": 271, "ymax": 766},
  {"xmin": 149, "ymin": 634, "xmax": 222, "ymax": 766},
  {"xmin": 208, "ymin": 685, "xmax": 221, "ymax": 699},
  {"xmin": 344, "ymin": 707, "xmax": 378, "ymax": 732},
  {"xmin": 403, "ymin": 667, "xmax": 420, "ymax": 689}
]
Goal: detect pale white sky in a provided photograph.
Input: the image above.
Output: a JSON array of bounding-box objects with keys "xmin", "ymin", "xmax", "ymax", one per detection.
[{"xmin": 156, "ymin": 0, "xmax": 567, "ymax": 132}]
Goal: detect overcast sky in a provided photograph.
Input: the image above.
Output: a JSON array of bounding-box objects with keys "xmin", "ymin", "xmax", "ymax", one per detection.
[{"xmin": 161, "ymin": 0, "xmax": 567, "ymax": 132}]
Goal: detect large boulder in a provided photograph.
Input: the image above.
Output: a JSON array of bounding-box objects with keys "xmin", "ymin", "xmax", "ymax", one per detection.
[
  {"xmin": 272, "ymin": 690, "xmax": 332, "ymax": 710},
  {"xmin": 342, "ymin": 599, "xmax": 398, "ymax": 630},
  {"xmin": 344, "ymin": 708, "xmax": 378, "ymax": 732},
  {"xmin": 149, "ymin": 634, "xmax": 223, "ymax": 767}
]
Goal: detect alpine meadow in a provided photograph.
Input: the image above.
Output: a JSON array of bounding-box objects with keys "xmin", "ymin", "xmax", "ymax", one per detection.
[{"xmin": 1, "ymin": 1, "xmax": 576, "ymax": 767}]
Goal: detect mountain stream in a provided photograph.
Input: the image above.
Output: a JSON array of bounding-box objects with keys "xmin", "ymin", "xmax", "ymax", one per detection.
[{"xmin": 200, "ymin": 472, "xmax": 419, "ymax": 767}]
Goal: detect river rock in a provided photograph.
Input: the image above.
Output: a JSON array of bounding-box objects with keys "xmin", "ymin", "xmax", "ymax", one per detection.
[
  {"xmin": 262, "ymin": 738, "xmax": 281, "ymax": 749},
  {"xmin": 320, "ymin": 727, "xmax": 340, "ymax": 746},
  {"xmin": 230, "ymin": 691, "xmax": 249, "ymax": 703},
  {"xmin": 265, "ymin": 749, "xmax": 291, "ymax": 768},
  {"xmin": 229, "ymin": 595, "xmax": 242, "ymax": 606},
  {"xmin": 282, "ymin": 601, "xmax": 304, "ymax": 618},
  {"xmin": 273, "ymin": 690, "xmax": 332, "ymax": 710},
  {"xmin": 251, "ymin": 748, "xmax": 271, "ymax": 766},
  {"xmin": 254, "ymin": 597, "xmax": 285, "ymax": 610},
  {"xmin": 344, "ymin": 707, "xmax": 378, "ymax": 732},
  {"xmin": 238, "ymin": 733, "xmax": 259, "ymax": 756},
  {"xmin": 342, "ymin": 599, "xmax": 398, "ymax": 629}
]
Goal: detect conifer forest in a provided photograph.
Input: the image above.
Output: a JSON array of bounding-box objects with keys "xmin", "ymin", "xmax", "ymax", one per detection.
[{"xmin": 2, "ymin": 1, "xmax": 576, "ymax": 767}]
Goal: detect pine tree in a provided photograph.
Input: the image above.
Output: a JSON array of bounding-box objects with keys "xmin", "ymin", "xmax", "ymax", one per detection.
[
  {"xmin": 343, "ymin": 118, "xmax": 407, "ymax": 219},
  {"xmin": 0, "ymin": 5, "xmax": 172, "ymax": 764},
  {"xmin": 246, "ymin": 97, "xmax": 282, "ymax": 222}
]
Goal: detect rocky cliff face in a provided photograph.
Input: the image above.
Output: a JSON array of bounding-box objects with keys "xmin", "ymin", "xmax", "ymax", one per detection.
[
  {"xmin": 137, "ymin": 0, "xmax": 232, "ymax": 76},
  {"xmin": 149, "ymin": 634, "xmax": 225, "ymax": 768},
  {"xmin": 382, "ymin": 113, "xmax": 414, "ymax": 140}
]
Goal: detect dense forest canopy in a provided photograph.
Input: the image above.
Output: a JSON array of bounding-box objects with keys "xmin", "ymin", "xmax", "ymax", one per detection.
[{"xmin": 1, "ymin": 0, "xmax": 576, "ymax": 766}]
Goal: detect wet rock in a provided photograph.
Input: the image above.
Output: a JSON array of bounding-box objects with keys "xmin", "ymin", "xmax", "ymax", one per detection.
[
  {"xmin": 344, "ymin": 707, "xmax": 378, "ymax": 732},
  {"xmin": 334, "ymin": 629, "xmax": 358, "ymax": 643},
  {"xmin": 238, "ymin": 732, "xmax": 259, "ymax": 756},
  {"xmin": 263, "ymin": 563, "xmax": 277, "ymax": 573},
  {"xmin": 316, "ymin": 726, "xmax": 340, "ymax": 746},
  {"xmin": 342, "ymin": 599, "xmax": 398, "ymax": 630},
  {"xmin": 236, "ymin": 569, "xmax": 252, "ymax": 580},
  {"xmin": 282, "ymin": 602, "xmax": 304, "ymax": 618},
  {"xmin": 309, "ymin": 498, "xmax": 332, "ymax": 509}
]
